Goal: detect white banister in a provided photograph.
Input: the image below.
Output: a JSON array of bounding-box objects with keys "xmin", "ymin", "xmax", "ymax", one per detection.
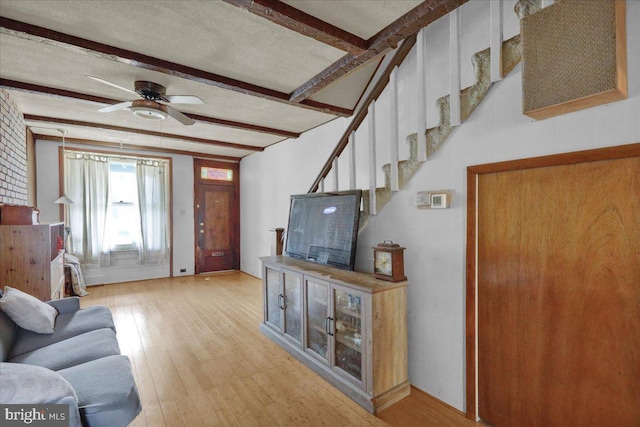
[
  {"xmin": 449, "ymin": 8, "xmax": 461, "ymax": 127},
  {"xmin": 541, "ymin": 0, "xmax": 554, "ymax": 8},
  {"xmin": 319, "ymin": 178, "xmax": 324, "ymax": 193},
  {"xmin": 490, "ymin": 0, "xmax": 503, "ymax": 82},
  {"xmin": 349, "ymin": 130, "xmax": 356, "ymax": 190},
  {"xmin": 389, "ymin": 66, "xmax": 400, "ymax": 192},
  {"xmin": 332, "ymin": 157, "xmax": 339, "ymax": 191},
  {"xmin": 416, "ymin": 27, "xmax": 428, "ymax": 162},
  {"xmin": 368, "ymin": 101, "xmax": 377, "ymax": 215}
]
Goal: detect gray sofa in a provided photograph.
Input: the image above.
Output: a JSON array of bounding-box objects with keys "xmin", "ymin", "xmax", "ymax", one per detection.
[{"xmin": 0, "ymin": 297, "xmax": 141, "ymax": 426}]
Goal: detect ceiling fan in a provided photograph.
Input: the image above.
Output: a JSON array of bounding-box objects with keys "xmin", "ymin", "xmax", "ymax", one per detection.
[{"xmin": 87, "ymin": 75, "xmax": 204, "ymax": 125}]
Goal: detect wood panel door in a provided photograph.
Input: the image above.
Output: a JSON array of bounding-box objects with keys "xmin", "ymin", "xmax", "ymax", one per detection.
[
  {"xmin": 194, "ymin": 159, "xmax": 239, "ymax": 273},
  {"xmin": 475, "ymin": 155, "xmax": 640, "ymax": 426}
]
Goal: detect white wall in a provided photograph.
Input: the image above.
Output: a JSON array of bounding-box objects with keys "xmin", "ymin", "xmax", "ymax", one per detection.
[
  {"xmin": 36, "ymin": 141, "xmax": 196, "ymax": 284},
  {"xmin": 240, "ymin": 1, "xmax": 640, "ymax": 411}
]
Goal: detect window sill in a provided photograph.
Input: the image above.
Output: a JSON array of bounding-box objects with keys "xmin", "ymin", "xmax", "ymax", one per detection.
[{"xmin": 109, "ymin": 247, "xmax": 140, "ymax": 254}]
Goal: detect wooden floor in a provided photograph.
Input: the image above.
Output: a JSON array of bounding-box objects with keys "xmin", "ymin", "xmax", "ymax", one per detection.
[{"xmin": 81, "ymin": 272, "xmax": 476, "ymax": 427}]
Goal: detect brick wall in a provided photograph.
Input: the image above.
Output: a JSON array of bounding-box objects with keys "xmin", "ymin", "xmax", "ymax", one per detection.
[{"xmin": 0, "ymin": 89, "xmax": 28, "ymax": 205}]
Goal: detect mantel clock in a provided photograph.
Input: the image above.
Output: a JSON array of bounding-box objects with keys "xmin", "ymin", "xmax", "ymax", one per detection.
[{"xmin": 373, "ymin": 241, "xmax": 406, "ymax": 282}]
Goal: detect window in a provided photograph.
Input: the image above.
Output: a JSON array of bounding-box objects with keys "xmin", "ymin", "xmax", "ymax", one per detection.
[
  {"xmin": 108, "ymin": 160, "xmax": 139, "ymax": 250},
  {"xmin": 201, "ymin": 166, "xmax": 233, "ymax": 181},
  {"xmin": 64, "ymin": 150, "xmax": 170, "ymax": 266}
]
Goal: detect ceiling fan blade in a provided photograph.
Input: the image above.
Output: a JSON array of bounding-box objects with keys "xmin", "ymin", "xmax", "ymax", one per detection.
[
  {"xmin": 86, "ymin": 75, "xmax": 139, "ymax": 97},
  {"xmin": 164, "ymin": 95, "xmax": 204, "ymax": 104},
  {"xmin": 98, "ymin": 101, "xmax": 133, "ymax": 113},
  {"xmin": 166, "ymin": 105, "xmax": 195, "ymax": 125}
]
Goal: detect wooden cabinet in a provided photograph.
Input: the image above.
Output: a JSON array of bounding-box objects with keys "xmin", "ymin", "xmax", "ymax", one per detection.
[
  {"xmin": 0, "ymin": 223, "xmax": 65, "ymax": 301},
  {"xmin": 264, "ymin": 266, "xmax": 303, "ymax": 345},
  {"xmin": 260, "ymin": 255, "xmax": 409, "ymax": 414},
  {"xmin": 305, "ymin": 277, "xmax": 368, "ymax": 385}
]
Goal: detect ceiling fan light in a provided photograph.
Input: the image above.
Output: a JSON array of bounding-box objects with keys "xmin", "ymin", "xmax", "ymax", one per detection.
[
  {"xmin": 130, "ymin": 100, "xmax": 168, "ymax": 120},
  {"xmin": 132, "ymin": 107, "xmax": 167, "ymax": 120}
]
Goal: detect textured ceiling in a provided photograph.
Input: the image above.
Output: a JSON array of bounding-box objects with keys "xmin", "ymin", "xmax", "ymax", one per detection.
[
  {"xmin": 0, "ymin": 0, "xmax": 463, "ymax": 160},
  {"xmin": 282, "ymin": 1, "xmax": 423, "ymax": 39}
]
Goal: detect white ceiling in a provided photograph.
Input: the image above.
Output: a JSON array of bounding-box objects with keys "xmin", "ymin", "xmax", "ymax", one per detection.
[
  {"xmin": 0, "ymin": 0, "xmax": 458, "ymax": 160},
  {"xmin": 282, "ymin": 1, "xmax": 422, "ymax": 39}
]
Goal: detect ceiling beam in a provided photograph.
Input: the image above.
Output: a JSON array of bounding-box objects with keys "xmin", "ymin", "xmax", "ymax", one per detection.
[
  {"xmin": 24, "ymin": 115, "xmax": 264, "ymax": 152},
  {"xmin": 1, "ymin": 79, "xmax": 299, "ymax": 138},
  {"xmin": 0, "ymin": 17, "xmax": 351, "ymax": 117},
  {"xmin": 185, "ymin": 113, "xmax": 297, "ymax": 139},
  {"xmin": 35, "ymin": 134, "xmax": 242, "ymax": 162},
  {"xmin": 1, "ymin": 78, "xmax": 115, "ymax": 105},
  {"xmin": 222, "ymin": 0, "xmax": 368, "ymax": 55},
  {"xmin": 290, "ymin": 0, "xmax": 470, "ymax": 102}
]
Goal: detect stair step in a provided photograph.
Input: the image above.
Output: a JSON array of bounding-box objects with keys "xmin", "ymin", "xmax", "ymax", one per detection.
[{"xmin": 381, "ymin": 133, "xmax": 420, "ymax": 189}]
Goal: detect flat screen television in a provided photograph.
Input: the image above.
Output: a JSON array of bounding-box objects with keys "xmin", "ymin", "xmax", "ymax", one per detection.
[{"xmin": 284, "ymin": 190, "xmax": 362, "ymax": 271}]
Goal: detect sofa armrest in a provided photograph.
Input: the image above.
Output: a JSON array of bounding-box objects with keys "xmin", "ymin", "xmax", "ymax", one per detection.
[
  {"xmin": 47, "ymin": 297, "xmax": 80, "ymax": 314},
  {"xmin": 58, "ymin": 395, "xmax": 83, "ymax": 427}
]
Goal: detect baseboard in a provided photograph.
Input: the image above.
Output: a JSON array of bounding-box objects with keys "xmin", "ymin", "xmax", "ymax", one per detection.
[{"xmin": 374, "ymin": 381, "xmax": 411, "ymax": 412}]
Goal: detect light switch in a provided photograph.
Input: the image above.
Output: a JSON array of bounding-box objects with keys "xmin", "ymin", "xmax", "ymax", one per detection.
[{"xmin": 414, "ymin": 191, "xmax": 431, "ymax": 207}]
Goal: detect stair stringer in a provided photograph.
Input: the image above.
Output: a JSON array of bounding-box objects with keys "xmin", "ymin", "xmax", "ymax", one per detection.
[{"xmin": 357, "ymin": 0, "xmax": 540, "ymax": 232}]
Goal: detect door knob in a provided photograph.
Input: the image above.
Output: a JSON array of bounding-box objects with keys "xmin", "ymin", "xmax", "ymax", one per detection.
[{"xmin": 200, "ymin": 229, "xmax": 204, "ymax": 234}]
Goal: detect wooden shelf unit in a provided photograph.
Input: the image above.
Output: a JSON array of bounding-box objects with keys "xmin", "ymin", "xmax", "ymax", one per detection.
[
  {"xmin": 0, "ymin": 222, "xmax": 65, "ymax": 301},
  {"xmin": 260, "ymin": 255, "xmax": 409, "ymax": 414}
]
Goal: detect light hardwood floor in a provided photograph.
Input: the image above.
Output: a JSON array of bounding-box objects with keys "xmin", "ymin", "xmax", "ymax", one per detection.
[{"xmin": 81, "ymin": 272, "xmax": 476, "ymax": 427}]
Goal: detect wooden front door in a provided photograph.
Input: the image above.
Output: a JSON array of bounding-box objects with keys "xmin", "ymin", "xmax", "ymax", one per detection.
[
  {"xmin": 473, "ymin": 153, "xmax": 640, "ymax": 426},
  {"xmin": 194, "ymin": 159, "xmax": 239, "ymax": 273}
]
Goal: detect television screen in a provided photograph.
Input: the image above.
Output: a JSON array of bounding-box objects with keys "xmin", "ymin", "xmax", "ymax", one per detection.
[{"xmin": 284, "ymin": 190, "xmax": 362, "ymax": 271}]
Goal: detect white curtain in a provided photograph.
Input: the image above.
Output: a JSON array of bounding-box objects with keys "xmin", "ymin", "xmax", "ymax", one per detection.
[
  {"xmin": 136, "ymin": 158, "xmax": 170, "ymax": 264},
  {"xmin": 65, "ymin": 151, "xmax": 110, "ymax": 265}
]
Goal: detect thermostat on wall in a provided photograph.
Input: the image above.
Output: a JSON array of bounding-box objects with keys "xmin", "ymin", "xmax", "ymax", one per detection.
[
  {"xmin": 415, "ymin": 190, "xmax": 452, "ymax": 209},
  {"xmin": 431, "ymin": 193, "xmax": 448, "ymax": 208}
]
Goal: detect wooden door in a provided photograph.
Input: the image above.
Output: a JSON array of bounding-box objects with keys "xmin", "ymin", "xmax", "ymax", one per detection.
[
  {"xmin": 194, "ymin": 159, "xmax": 239, "ymax": 273},
  {"xmin": 476, "ymin": 155, "xmax": 640, "ymax": 426}
]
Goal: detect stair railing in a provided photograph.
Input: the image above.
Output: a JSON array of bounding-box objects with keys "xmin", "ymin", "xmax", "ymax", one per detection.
[
  {"xmin": 307, "ymin": 34, "xmax": 417, "ymax": 194},
  {"xmin": 306, "ymin": 0, "xmax": 537, "ymax": 225}
]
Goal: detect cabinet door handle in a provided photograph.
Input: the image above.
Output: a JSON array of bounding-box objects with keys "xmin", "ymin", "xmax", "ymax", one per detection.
[
  {"xmin": 278, "ymin": 294, "xmax": 286, "ymax": 310},
  {"xmin": 282, "ymin": 294, "xmax": 287, "ymax": 309},
  {"xmin": 325, "ymin": 316, "xmax": 334, "ymax": 336}
]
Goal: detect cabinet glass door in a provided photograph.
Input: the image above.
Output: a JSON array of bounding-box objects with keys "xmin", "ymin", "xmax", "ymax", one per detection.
[
  {"xmin": 305, "ymin": 279, "xmax": 329, "ymax": 362},
  {"xmin": 265, "ymin": 266, "xmax": 281, "ymax": 329},
  {"xmin": 283, "ymin": 270, "xmax": 302, "ymax": 343},
  {"xmin": 333, "ymin": 288, "xmax": 363, "ymax": 382}
]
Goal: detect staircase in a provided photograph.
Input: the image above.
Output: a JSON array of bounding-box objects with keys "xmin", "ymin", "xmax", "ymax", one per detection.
[{"xmin": 308, "ymin": 0, "xmax": 541, "ymax": 231}]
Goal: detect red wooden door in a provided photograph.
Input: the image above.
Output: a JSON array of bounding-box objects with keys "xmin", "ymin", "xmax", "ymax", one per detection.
[
  {"xmin": 477, "ymin": 156, "xmax": 640, "ymax": 426},
  {"xmin": 194, "ymin": 159, "xmax": 239, "ymax": 273}
]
